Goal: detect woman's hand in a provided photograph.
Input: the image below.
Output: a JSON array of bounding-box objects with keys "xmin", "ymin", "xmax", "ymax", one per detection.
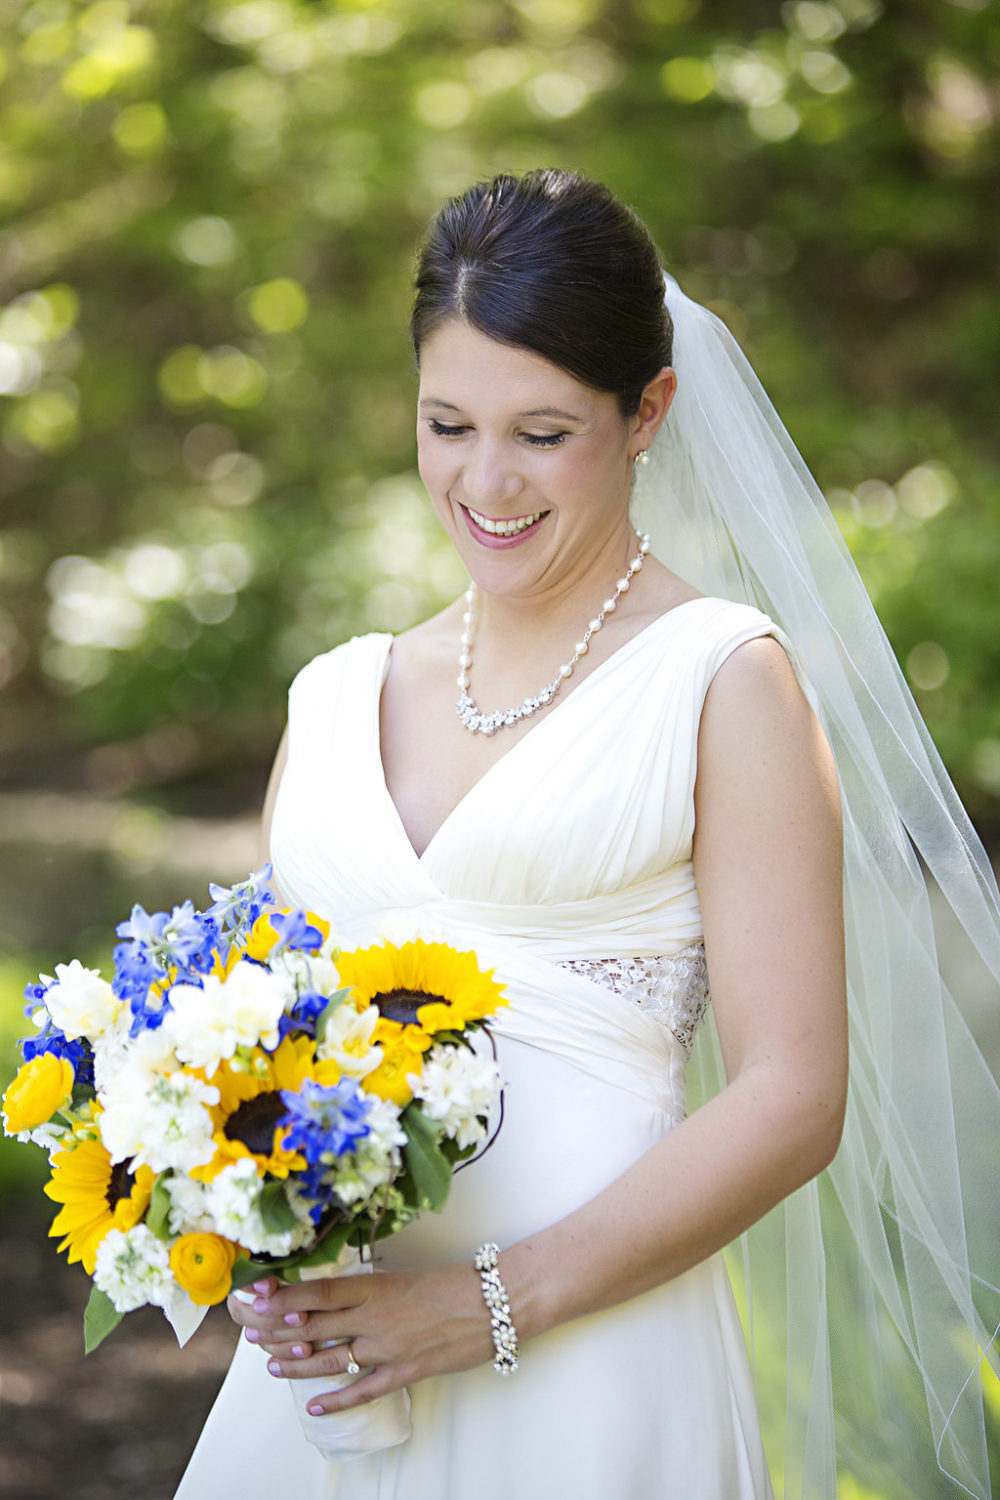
[{"xmin": 226, "ymin": 1261, "xmax": 495, "ymax": 1414}]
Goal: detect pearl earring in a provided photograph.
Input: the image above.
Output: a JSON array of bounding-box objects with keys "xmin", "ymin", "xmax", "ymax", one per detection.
[{"xmin": 634, "ymin": 450, "xmax": 650, "ymax": 466}]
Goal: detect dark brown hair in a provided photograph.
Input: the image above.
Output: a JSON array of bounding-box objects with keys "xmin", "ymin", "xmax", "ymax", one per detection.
[{"xmin": 411, "ymin": 169, "xmax": 672, "ymax": 417}]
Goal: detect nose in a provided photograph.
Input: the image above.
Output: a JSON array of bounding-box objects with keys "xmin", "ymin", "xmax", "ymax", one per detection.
[{"xmin": 461, "ymin": 437, "xmax": 524, "ymax": 510}]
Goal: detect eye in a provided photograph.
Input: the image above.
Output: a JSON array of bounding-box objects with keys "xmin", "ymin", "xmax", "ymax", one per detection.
[
  {"xmin": 427, "ymin": 418, "xmax": 468, "ymax": 437},
  {"xmin": 522, "ymin": 432, "xmax": 567, "ymax": 448}
]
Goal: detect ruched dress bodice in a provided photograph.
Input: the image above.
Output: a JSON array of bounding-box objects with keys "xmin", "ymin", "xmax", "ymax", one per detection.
[{"xmin": 176, "ymin": 596, "xmax": 783, "ymax": 1500}]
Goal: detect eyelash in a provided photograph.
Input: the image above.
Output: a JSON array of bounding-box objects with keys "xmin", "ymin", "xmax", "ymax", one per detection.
[{"xmin": 427, "ymin": 419, "xmax": 567, "ymax": 448}]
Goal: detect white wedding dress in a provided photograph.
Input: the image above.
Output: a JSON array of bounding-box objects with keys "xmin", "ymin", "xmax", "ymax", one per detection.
[{"xmin": 176, "ymin": 596, "xmax": 782, "ymax": 1500}]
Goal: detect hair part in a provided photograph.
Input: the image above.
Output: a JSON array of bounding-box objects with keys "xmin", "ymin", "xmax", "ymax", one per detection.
[{"xmin": 411, "ymin": 169, "xmax": 673, "ymax": 418}]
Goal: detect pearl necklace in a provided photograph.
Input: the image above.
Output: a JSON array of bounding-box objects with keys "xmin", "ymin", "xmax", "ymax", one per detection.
[{"xmin": 456, "ymin": 533, "xmax": 651, "ymax": 736}]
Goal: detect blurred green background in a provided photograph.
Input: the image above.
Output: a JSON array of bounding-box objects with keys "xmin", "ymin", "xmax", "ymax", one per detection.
[{"xmin": 1, "ymin": 0, "xmax": 999, "ymax": 1495}]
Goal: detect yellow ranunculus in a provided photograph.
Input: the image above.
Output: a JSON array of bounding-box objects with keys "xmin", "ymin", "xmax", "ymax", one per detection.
[
  {"xmin": 170, "ymin": 1232, "xmax": 240, "ymax": 1305},
  {"xmin": 2, "ymin": 1053, "xmax": 75, "ymax": 1134},
  {"xmin": 363, "ymin": 1024, "xmax": 433, "ymax": 1107}
]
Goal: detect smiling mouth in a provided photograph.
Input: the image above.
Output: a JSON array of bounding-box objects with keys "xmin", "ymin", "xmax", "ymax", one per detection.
[{"xmin": 465, "ymin": 506, "xmax": 548, "ymax": 538}]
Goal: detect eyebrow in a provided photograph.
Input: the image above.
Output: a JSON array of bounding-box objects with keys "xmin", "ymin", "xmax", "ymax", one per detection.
[{"xmin": 418, "ymin": 399, "xmax": 584, "ymax": 422}]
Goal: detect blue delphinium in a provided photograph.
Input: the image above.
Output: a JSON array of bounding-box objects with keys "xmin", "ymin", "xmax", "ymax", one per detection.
[
  {"xmin": 269, "ymin": 910, "xmax": 324, "ymax": 955},
  {"xmin": 113, "ymin": 899, "xmax": 219, "ymax": 1035},
  {"xmin": 207, "ymin": 865, "xmax": 274, "ymax": 956},
  {"xmin": 21, "ymin": 982, "xmax": 95, "ymax": 1086},
  {"xmin": 279, "ymin": 988, "xmax": 329, "ymax": 1040},
  {"xmin": 279, "ymin": 1079, "xmax": 373, "ymax": 1199}
]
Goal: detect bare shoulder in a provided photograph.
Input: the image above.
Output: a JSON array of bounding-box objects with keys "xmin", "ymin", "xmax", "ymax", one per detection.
[
  {"xmin": 697, "ymin": 633, "xmax": 840, "ymax": 821},
  {"xmin": 704, "ymin": 633, "xmax": 813, "ymax": 729}
]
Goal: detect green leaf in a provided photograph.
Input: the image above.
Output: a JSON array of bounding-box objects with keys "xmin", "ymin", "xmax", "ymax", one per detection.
[
  {"xmin": 145, "ymin": 1173, "xmax": 174, "ymax": 1241},
  {"xmin": 400, "ymin": 1104, "xmax": 452, "ymax": 1212},
  {"xmin": 258, "ymin": 1180, "xmax": 299, "ymax": 1234},
  {"xmin": 84, "ymin": 1286, "xmax": 124, "ymax": 1353},
  {"xmin": 230, "ymin": 1254, "xmax": 298, "ymax": 1291},
  {"xmin": 296, "ymin": 1219, "xmax": 353, "ymax": 1269},
  {"xmin": 70, "ymin": 1080, "xmax": 97, "ymax": 1111},
  {"xmin": 315, "ymin": 987, "xmax": 354, "ymax": 1044}
]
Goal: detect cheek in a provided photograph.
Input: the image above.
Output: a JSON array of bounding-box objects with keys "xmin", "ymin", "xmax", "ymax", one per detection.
[{"xmin": 417, "ymin": 443, "xmax": 457, "ymax": 515}]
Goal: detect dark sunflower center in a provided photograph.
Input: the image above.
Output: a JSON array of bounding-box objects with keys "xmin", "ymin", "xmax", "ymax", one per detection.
[
  {"xmin": 371, "ymin": 987, "xmax": 447, "ymax": 1025},
  {"xmin": 106, "ymin": 1160, "xmax": 135, "ymax": 1211},
  {"xmin": 225, "ymin": 1093, "xmax": 287, "ymax": 1156}
]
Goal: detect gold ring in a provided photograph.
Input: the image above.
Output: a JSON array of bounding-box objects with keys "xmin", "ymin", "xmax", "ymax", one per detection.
[{"xmin": 346, "ymin": 1343, "xmax": 361, "ymax": 1376}]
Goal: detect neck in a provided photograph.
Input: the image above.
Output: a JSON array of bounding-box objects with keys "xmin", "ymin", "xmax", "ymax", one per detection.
[
  {"xmin": 456, "ymin": 525, "xmax": 650, "ymax": 737},
  {"xmin": 470, "ymin": 517, "xmax": 641, "ymax": 651}
]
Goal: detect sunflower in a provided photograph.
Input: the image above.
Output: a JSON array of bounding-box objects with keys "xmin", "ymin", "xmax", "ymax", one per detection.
[
  {"xmin": 336, "ymin": 940, "xmax": 507, "ymax": 1035},
  {"xmin": 335, "ymin": 940, "xmax": 507, "ymax": 1106},
  {"xmin": 192, "ymin": 1032, "xmax": 340, "ymax": 1181},
  {"xmin": 44, "ymin": 1131, "xmax": 155, "ymax": 1275}
]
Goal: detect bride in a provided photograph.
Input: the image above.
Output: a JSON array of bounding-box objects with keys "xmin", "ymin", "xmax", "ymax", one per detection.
[{"xmin": 176, "ymin": 171, "xmax": 1000, "ymax": 1500}]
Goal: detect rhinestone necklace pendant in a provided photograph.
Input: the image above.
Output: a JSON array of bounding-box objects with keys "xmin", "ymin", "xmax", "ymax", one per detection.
[{"xmin": 455, "ymin": 533, "xmax": 650, "ymax": 736}]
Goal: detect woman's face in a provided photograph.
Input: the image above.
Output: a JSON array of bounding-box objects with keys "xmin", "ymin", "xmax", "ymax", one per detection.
[{"xmin": 416, "ymin": 319, "xmax": 642, "ymax": 601}]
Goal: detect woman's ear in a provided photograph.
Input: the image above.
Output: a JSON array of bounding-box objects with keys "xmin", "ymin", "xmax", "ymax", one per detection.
[{"xmin": 629, "ymin": 367, "xmax": 677, "ymax": 461}]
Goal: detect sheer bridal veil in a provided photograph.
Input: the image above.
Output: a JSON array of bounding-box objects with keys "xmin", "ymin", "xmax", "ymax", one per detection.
[{"xmin": 633, "ymin": 276, "xmax": 1000, "ymax": 1500}]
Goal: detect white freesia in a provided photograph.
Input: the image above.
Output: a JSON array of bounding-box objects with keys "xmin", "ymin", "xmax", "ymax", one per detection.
[
  {"xmin": 205, "ymin": 1158, "xmax": 314, "ymax": 1257},
  {"xmin": 94, "ymin": 1224, "xmax": 177, "ymax": 1313},
  {"xmin": 165, "ymin": 961, "xmax": 292, "ymax": 1076},
  {"xmin": 410, "ymin": 1044, "xmax": 501, "ymax": 1151},
  {"xmin": 100, "ymin": 1070, "xmax": 219, "ymax": 1172},
  {"xmin": 43, "ymin": 960, "xmax": 121, "ymax": 1042},
  {"xmin": 315, "ymin": 1001, "xmax": 383, "ymax": 1079}
]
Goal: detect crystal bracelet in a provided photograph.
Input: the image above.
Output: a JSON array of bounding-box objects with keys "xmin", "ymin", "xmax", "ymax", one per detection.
[{"xmin": 474, "ymin": 1241, "xmax": 519, "ymax": 1375}]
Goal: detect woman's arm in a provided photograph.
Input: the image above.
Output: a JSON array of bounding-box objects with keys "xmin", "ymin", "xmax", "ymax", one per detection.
[
  {"xmin": 507, "ymin": 634, "xmax": 847, "ymax": 1334},
  {"xmin": 231, "ymin": 636, "xmax": 848, "ymax": 1407}
]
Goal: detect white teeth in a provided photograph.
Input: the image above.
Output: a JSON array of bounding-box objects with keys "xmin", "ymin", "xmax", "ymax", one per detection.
[{"xmin": 468, "ymin": 508, "xmax": 544, "ymax": 537}]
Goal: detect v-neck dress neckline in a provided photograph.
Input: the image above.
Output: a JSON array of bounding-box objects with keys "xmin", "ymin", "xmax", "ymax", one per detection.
[{"xmin": 376, "ymin": 596, "xmax": 713, "ymax": 866}]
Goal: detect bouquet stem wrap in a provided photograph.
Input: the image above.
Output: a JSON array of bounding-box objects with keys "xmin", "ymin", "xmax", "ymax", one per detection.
[{"xmin": 239, "ymin": 1244, "xmax": 411, "ymax": 1461}]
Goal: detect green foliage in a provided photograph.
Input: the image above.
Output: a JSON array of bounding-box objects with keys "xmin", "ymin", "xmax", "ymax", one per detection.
[
  {"xmin": 257, "ymin": 1176, "xmax": 301, "ymax": 1233},
  {"xmin": 0, "ymin": 0, "xmax": 997, "ymax": 828},
  {"xmin": 83, "ymin": 1284, "xmax": 124, "ymax": 1353},
  {"xmin": 400, "ymin": 1100, "xmax": 451, "ymax": 1210}
]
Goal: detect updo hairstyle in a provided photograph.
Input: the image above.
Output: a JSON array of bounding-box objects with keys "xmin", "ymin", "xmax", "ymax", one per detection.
[{"xmin": 410, "ymin": 169, "xmax": 672, "ymax": 418}]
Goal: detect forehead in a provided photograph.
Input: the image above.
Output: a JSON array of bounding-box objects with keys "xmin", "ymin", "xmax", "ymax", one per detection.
[{"xmin": 417, "ymin": 318, "xmax": 609, "ymax": 416}]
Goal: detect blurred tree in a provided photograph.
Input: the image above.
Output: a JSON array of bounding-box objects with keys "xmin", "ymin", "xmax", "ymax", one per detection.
[{"xmin": 0, "ymin": 0, "xmax": 998, "ymax": 827}]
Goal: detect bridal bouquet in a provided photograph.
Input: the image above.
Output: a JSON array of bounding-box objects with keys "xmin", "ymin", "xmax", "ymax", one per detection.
[{"xmin": 2, "ymin": 868, "xmax": 506, "ymax": 1360}]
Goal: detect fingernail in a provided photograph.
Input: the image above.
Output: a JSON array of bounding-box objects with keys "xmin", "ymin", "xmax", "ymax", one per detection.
[
  {"xmin": 291, "ymin": 1344, "xmax": 306, "ymax": 1358},
  {"xmin": 253, "ymin": 1280, "xmax": 271, "ymax": 1293},
  {"xmin": 244, "ymin": 1328, "xmax": 259, "ymax": 1344},
  {"xmin": 268, "ymin": 1359, "xmax": 281, "ymax": 1375},
  {"xmin": 253, "ymin": 1297, "xmax": 271, "ymax": 1313},
  {"xmin": 283, "ymin": 1312, "xmax": 304, "ymax": 1326},
  {"xmin": 308, "ymin": 1402, "xmax": 324, "ymax": 1416}
]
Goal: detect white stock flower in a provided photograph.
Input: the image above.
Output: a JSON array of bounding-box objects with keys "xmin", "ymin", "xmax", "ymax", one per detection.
[
  {"xmin": 332, "ymin": 1095, "xmax": 406, "ymax": 1206},
  {"xmin": 94, "ymin": 1224, "xmax": 177, "ymax": 1313},
  {"xmin": 17, "ymin": 1120, "xmax": 72, "ymax": 1153},
  {"xmin": 205, "ymin": 1158, "xmax": 313, "ymax": 1257},
  {"xmin": 315, "ymin": 1001, "xmax": 383, "ymax": 1079},
  {"xmin": 166, "ymin": 961, "xmax": 291, "ymax": 1076},
  {"xmin": 92, "ymin": 1004, "xmax": 158, "ymax": 1094},
  {"xmin": 410, "ymin": 1044, "xmax": 501, "ymax": 1151},
  {"xmin": 270, "ymin": 947, "xmax": 342, "ymax": 1003},
  {"xmin": 163, "ymin": 1174, "xmax": 217, "ymax": 1236},
  {"xmin": 43, "ymin": 960, "xmax": 122, "ymax": 1042},
  {"xmin": 100, "ymin": 1070, "xmax": 218, "ymax": 1172}
]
